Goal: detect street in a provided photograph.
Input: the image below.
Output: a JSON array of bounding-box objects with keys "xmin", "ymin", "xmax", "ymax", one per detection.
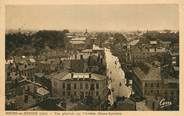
[{"xmin": 105, "ymin": 48, "xmax": 132, "ymax": 105}]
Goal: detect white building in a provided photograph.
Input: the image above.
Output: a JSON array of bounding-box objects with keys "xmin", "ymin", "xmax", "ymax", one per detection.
[{"xmin": 51, "ymin": 71, "xmax": 107, "ymax": 100}]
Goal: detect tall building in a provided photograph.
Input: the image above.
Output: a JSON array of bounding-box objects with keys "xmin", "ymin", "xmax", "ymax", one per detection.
[{"xmin": 51, "ymin": 71, "xmax": 107, "ymax": 100}]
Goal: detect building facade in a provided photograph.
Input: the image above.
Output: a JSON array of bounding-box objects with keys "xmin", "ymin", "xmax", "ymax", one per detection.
[
  {"xmin": 51, "ymin": 72, "xmax": 107, "ymax": 100},
  {"xmin": 131, "ymin": 62, "xmax": 179, "ymax": 111}
]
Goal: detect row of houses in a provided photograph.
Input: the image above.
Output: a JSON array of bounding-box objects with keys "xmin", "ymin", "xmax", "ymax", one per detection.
[
  {"xmin": 124, "ymin": 40, "xmax": 178, "ymax": 64},
  {"xmin": 131, "ymin": 62, "xmax": 179, "ymax": 110}
]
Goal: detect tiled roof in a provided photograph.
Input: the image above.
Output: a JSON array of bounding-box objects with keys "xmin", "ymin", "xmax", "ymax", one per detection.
[
  {"xmin": 35, "ymin": 73, "xmax": 45, "ymax": 78},
  {"xmin": 36, "ymin": 87, "xmax": 50, "ymax": 96},
  {"xmin": 93, "ymin": 44, "xmax": 104, "ymax": 51},
  {"xmin": 133, "ymin": 65, "xmax": 161, "ymax": 81},
  {"xmin": 29, "ymin": 58, "xmax": 36, "ymax": 63},
  {"xmin": 71, "ymin": 59, "xmax": 84, "ymax": 72},
  {"xmin": 81, "ymin": 49, "xmax": 93, "ymax": 53},
  {"xmin": 70, "ymin": 41, "xmax": 85, "ymax": 44},
  {"xmin": 71, "ymin": 37, "xmax": 86, "ymax": 41},
  {"xmin": 52, "ymin": 72, "xmax": 106, "ymax": 81},
  {"xmin": 129, "ymin": 39, "xmax": 139, "ymax": 46},
  {"xmin": 150, "ymin": 41, "xmax": 157, "ymax": 44}
]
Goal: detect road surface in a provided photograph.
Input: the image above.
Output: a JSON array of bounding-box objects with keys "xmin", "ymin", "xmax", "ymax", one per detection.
[{"xmin": 105, "ymin": 48, "xmax": 131, "ymax": 105}]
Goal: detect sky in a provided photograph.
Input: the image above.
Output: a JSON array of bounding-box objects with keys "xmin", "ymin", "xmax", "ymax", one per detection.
[{"xmin": 6, "ymin": 4, "xmax": 179, "ymax": 31}]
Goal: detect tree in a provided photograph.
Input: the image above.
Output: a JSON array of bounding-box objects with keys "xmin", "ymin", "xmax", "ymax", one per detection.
[
  {"xmin": 63, "ymin": 29, "xmax": 70, "ymax": 33},
  {"xmin": 113, "ymin": 33, "xmax": 127, "ymax": 46},
  {"xmin": 6, "ymin": 29, "xmax": 69, "ymax": 57}
]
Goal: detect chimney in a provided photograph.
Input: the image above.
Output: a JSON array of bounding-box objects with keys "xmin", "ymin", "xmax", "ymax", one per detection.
[
  {"xmin": 71, "ymin": 73, "xmax": 74, "ymax": 78},
  {"xmin": 89, "ymin": 73, "xmax": 91, "ymax": 78},
  {"xmin": 80, "ymin": 55, "xmax": 83, "ymax": 60}
]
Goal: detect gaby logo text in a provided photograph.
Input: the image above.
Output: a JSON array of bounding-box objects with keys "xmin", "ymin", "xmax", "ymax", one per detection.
[{"xmin": 159, "ymin": 98, "xmax": 172, "ymax": 108}]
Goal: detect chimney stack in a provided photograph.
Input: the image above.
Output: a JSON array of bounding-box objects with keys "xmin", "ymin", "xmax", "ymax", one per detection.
[
  {"xmin": 71, "ymin": 73, "xmax": 74, "ymax": 78},
  {"xmin": 89, "ymin": 73, "xmax": 91, "ymax": 78}
]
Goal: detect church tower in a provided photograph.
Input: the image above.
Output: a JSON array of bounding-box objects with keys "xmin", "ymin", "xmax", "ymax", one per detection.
[{"xmin": 84, "ymin": 28, "xmax": 89, "ymax": 36}]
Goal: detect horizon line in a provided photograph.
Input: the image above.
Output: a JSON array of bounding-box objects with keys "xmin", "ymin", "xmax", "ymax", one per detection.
[{"xmin": 6, "ymin": 28, "xmax": 179, "ymax": 32}]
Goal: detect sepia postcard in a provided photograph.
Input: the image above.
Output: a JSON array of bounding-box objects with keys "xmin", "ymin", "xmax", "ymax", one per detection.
[{"xmin": 0, "ymin": 0, "xmax": 183, "ymax": 116}]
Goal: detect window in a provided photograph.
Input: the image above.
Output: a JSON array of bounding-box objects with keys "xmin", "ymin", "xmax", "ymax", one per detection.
[
  {"xmin": 171, "ymin": 91, "xmax": 174, "ymax": 95},
  {"xmin": 145, "ymin": 83, "xmax": 147, "ymax": 87},
  {"xmin": 85, "ymin": 92, "xmax": 88, "ymax": 96},
  {"xmin": 157, "ymin": 90, "xmax": 159, "ymax": 94},
  {"xmin": 63, "ymin": 91, "xmax": 65, "ymax": 96},
  {"xmin": 67, "ymin": 91, "xmax": 70, "ymax": 96},
  {"xmin": 85, "ymin": 83, "xmax": 89, "ymax": 89},
  {"xmin": 90, "ymin": 84, "xmax": 94, "ymax": 90},
  {"xmin": 63, "ymin": 83, "xmax": 65, "ymax": 89},
  {"xmin": 144, "ymin": 90, "xmax": 147, "ymax": 94},
  {"xmin": 80, "ymin": 83, "xmax": 83, "ymax": 89},
  {"xmin": 96, "ymin": 91, "xmax": 99, "ymax": 96},
  {"xmin": 74, "ymin": 92, "xmax": 76, "ymax": 95},
  {"xmin": 67, "ymin": 84, "xmax": 71, "ymax": 90},
  {"xmin": 96, "ymin": 83, "xmax": 99, "ymax": 89},
  {"xmin": 80, "ymin": 55, "xmax": 83, "ymax": 59},
  {"xmin": 74, "ymin": 83, "xmax": 76, "ymax": 89},
  {"xmin": 151, "ymin": 90, "xmax": 153, "ymax": 93},
  {"xmin": 53, "ymin": 88, "xmax": 57, "ymax": 94},
  {"xmin": 156, "ymin": 83, "xmax": 159, "ymax": 87},
  {"xmin": 151, "ymin": 83, "xmax": 153, "ymax": 87},
  {"xmin": 80, "ymin": 91, "xmax": 84, "ymax": 98}
]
